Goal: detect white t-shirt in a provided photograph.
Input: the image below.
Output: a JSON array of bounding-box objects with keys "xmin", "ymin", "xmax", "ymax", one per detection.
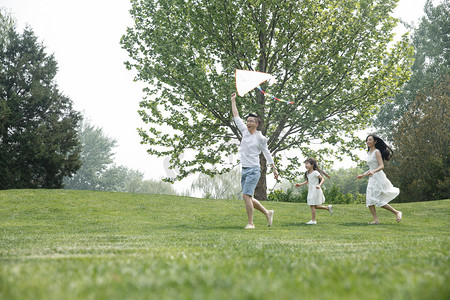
[{"xmin": 233, "ymin": 116, "xmax": 274, "ymax": 167}]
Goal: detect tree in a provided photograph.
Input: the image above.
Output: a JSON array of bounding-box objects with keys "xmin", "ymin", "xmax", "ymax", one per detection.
[
  {"xmin": 121, "ymin": 0, "xmax": 413, "ymax": 200},
  {"xmin": 0, "ymin": 8, "xmax": 15, "ymax": 47},
  {"xmin": 127, "ymin": 177, "xmax": 178, "ymax": 195},
  {"xmin": 99, "ymin": 165, "xmax": 145, "ymax": 192},
  {"xmin": 191, "ymin": 167, "xmax": 242, "ymax": 199},
  {"xmin": 325, "ymin": 167, "xmax": 368, "ymax": 195},
  {"xmin": 0, "ymin": 17, "xmax": 81, "ymax": 189},
  {"xmin": 64, "ymin": 118, "xmax": 117, "ymax": 190},
  {"xmin": 385, "ymin": 76, "xmax": 449, "ymax": 202},
  {"xmin": 374, "ymin": 0, "xmax": 450, "ymax": 140}
]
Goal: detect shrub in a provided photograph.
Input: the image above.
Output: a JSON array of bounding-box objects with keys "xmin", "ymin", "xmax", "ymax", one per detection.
[{"xmin": 268, "ymin": 185, "xmax": 365, "ymax": 204}]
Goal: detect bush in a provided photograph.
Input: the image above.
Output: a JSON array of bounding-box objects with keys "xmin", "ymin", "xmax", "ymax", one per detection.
[
  {"xmin": 267, "ymin": 188, "xmax": 307, "ymax": 203},
  {"xmin": 268, "ymin": 185, "xmax": 365, "ymax": 204}
]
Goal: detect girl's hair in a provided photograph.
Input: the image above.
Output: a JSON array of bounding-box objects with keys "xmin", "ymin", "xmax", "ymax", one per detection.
[
  {"xmin": 366, "ymin": 134, "xmax": 393, "ymax": 161},
  {"xmin": 304, "ymin": 158, "xmax": 330, "ymax": 181}
]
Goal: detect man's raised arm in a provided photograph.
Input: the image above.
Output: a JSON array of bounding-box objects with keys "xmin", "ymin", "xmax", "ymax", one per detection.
[{"xmin": 231, "ymin": 93, "xmax": 239, "ymax": 118}]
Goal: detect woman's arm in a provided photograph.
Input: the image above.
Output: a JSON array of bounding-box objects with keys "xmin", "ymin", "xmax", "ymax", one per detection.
[
  {"xmin": 356, "ymin": 151, "xmax": 385, "ymax": 179},
  {"xmin": 367, "ymin": 151, "xmax": 384, "ymax": 176}
]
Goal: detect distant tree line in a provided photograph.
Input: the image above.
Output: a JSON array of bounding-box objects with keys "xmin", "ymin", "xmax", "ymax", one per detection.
[{"xmin": 63, "ymin": 118, "xmax": 177, "ymax": 195}]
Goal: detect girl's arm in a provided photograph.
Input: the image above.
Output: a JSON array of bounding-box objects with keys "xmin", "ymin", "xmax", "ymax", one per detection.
[
  {"xmin": 316, "ymin": 174, "xmax": 324, "ymax": 189},
  {"xmin": 295, "ymin": 181, "xmax": 307, "ymax": 187}
]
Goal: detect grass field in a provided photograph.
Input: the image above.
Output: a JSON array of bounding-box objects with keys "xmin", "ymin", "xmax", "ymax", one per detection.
[{"xmin": 0, "ymin": 189, "xmax": 449, "ymax": 300}]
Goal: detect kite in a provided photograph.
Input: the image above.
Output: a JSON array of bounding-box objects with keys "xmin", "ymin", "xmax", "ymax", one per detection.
[{"xmin": 235, "ymin": 69, "xmax": 294, "ymax": 104}]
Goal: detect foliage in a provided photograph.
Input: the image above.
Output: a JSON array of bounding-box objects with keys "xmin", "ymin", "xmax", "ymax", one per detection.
[
  {"xmin": 98, "ymin": 165, "xmax": 145, "ymax": 193},
  {"xmin": 126, "ymin": 177, "xmax": 177, "ymax": 195},
  {"xmin": 0, "ymin": 17, "xmax": 82, "ymax": 189},
  {"xmin": 374, "ymin": 0, "xmax": 450, "ymax": 139},
  {"xmin": 121, "ymin": 0, "xmax": 414, "ymax": 200},
  {"xmin": 191, "ymin": 167, "xmax": 242, "ymax": 199},
  {"xmin": 385, "ymin": 76, "xmax": 449, "ymax": 202},
  {"xmin": 267, "ymin": 187, "xmax": 307, "ymax": 203},
  {"xmin": 267, "ymin": 185, "xmax": 364, "ymax": 204},
  {"xmin": 63, "ymin": 117, "xmax": 176, "ymax": 194},
  {"xmin": 63, "ymin": 118, "xmax": 117, "ymax": 190},
  {"xmin": 326, "ymin": 167, "xmax": 368, "ymax": 195},
  {"xmin": 0, "ymin": 189, "xmax": 448, "ymax": 299},
  {"xmin": 0, "ymin": 8, "xmax": 15, "ymax": 47}
]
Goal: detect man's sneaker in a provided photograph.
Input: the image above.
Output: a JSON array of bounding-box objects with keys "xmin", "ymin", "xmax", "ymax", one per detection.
[
  {"xmin": 328, "ymin": 205, "xmax": 333, "ymax": 215},
  {"xmin": 306, "ymin": 220, "xmax": 317, "ymax": 225},
  {"xmin": 267, "ymin": 210, "xmax": 274, "ymax": 227},
  {"xmin": 245, "ymin": 224, "xmax": 255, "ymax": 229}
]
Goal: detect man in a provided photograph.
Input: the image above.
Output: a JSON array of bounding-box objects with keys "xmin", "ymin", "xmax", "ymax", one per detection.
[{"xmin": 231, "ymin": 92, "xmax": 279, "ymax": 229}]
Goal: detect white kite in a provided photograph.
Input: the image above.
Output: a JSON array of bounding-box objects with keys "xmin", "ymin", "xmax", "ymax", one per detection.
[
  {"xmin": 235, "ymin": 69, "xmax": 275, "ymax": 97},
  {"xmin": 235, "ymin": 69, "xmax": 293, "ymax": 104}
]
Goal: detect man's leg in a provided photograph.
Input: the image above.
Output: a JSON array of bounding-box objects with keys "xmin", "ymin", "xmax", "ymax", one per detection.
[{"xmin": 243, "ymin": 194, "xmax": 254, "ymax": 226}]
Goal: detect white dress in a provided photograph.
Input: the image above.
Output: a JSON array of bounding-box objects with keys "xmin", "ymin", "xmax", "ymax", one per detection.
[
  {"xmin": 307, "ymin": 170, "xmax": 325, "ymax": 205},
  {"xmin": 365, "ymin": 149, "xmax": 400, "ymax": 207}
]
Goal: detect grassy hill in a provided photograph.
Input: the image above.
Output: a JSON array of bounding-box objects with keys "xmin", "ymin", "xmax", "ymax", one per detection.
[{"xmin": 0, "ymin": 189, "xmax": 449, "ymax": 300}]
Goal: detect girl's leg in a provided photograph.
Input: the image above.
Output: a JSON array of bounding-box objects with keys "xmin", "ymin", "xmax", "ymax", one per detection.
[
  {"xmin": 368, "ymin": 205, "xmax": 379, "ymax": 224},
  {"xmin": 311, "ymin": 205, "xmax": 316, "ymax": 221},
  {"xmin": 382, "ymin": 204, "xmax": 402, "ymax": 222},
  {"xmin": 316, "ymin": 205, "xmax": 329, "ymax": 211}
]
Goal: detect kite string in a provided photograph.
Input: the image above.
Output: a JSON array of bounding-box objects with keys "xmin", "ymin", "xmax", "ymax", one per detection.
[{"xmin": 257, "ymin": 86, "xmax": 294, "ymax": 104}]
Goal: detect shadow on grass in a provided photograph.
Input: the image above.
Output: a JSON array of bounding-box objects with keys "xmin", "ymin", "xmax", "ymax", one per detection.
[
  {"xmin": 338, "ymin": 222, "xmax": 369, "ymax": 227},
  {"xmin": 338, "ymin": 222, "xmax": 396, "ymax": 227},
  {"xmin": 283, "ymin": 222, "xmax": 314, "ymax": 227},
  {"xmin": 167, "ymin": 224, "xmax": 244, "ymax": 230}
]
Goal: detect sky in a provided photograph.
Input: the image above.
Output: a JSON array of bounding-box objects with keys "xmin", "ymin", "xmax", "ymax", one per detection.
[{"xmin": 1, "ymin": 0, "xmax": 431, "ymax": 193}]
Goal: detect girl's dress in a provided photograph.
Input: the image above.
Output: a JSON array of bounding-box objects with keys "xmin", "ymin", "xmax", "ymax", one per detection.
[
  {"xmin": 307, "ymin": 170, "xmax": 325, "ymax": 205},
  {"xmin": 366, "ymin": 149, "xmax": 400, "ymax": 207}
]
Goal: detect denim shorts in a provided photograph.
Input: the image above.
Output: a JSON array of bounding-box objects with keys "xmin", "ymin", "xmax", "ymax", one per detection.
[{"xmin": 241, "ymin": 166, "xmax": 261, "ymax": 196}]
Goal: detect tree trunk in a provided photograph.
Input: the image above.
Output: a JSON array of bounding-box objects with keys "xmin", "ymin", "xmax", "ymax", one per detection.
[{"xmin": 254, "ymin": 154, "xmax": 267, "ymax": 200}]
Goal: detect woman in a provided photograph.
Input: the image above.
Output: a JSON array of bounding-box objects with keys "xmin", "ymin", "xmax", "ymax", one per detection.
[{"xmin": 357, "ymin": 134, "xmax": 402, "ymax": 224}]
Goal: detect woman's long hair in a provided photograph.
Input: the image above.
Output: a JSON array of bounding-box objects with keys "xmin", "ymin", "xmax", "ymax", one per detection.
[
  {"xmin": 366, "ymin": 134, "xmax": 394, "ymax": 161},
  {"xmin": 304, "ymin": 158, "xmax": 330, "ymax": 181}
]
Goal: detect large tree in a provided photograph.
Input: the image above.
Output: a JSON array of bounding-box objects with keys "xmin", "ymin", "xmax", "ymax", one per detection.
[
  {"xmin": 0, "ymin": 18, "xmax": 81, "ymax": 189},
  {"xmin": 122, "ymin": 0, "xmax": 413, "ymax": 200},
  {"xmin": 374, "ymin": 0, "xmax": 450, "ymax": 140},
  {"xmin": 385, "ymin": 76, "xmax": 449, "ymax": 202}
]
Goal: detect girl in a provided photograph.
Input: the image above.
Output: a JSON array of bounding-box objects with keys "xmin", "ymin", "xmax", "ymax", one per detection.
[
  {"xmin": 295, "ymin": 158, "xmax": 332, "ymax": 225},
  {"xmin": 357, "ymin": 134, "xmax": 402, "ymax": 224}
]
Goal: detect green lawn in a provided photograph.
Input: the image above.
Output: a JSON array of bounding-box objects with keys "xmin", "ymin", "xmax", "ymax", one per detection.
[{"xmin": 0, "ymin": 189, "xmax": 448, "ymax": 300}]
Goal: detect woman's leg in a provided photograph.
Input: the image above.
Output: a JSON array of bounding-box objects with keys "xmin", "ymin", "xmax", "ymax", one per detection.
[
  {"xmin": 382, "ymin": 204, "xmax": 402, "ymax": 222},
  {"xmin": 368, "ymin": 205, "xmax": 379, "ymax": 224}
]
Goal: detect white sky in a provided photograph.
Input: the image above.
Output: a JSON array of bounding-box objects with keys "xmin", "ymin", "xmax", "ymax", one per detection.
[{"xmin": 1, "ymin": 0, "xmax": 431, "ymax": 193}]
